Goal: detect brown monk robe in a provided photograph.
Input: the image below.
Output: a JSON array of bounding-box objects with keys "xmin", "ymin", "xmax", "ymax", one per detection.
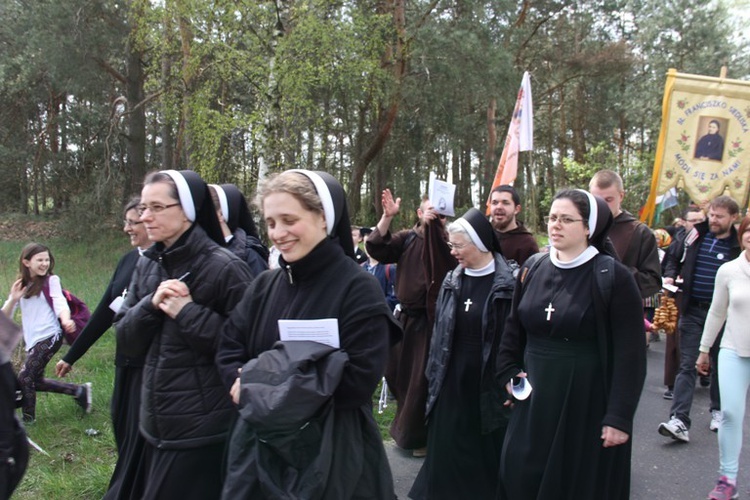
[{"xmin": 366, "ymin": 202, "xmax": 455, "ymax": 451}]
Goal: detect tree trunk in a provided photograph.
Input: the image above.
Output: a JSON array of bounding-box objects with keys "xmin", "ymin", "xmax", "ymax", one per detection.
[
  {"xmin": 482, "ymin": 99, "xmax": 497, "ymax": 205},
  {"xmin": 347, "ymin": 0, "xmax": 407, "ymax": 216},
  {"xmin": 161, "ymin": 4, "xmax": 174, "ymax": 172},
  {"xmin": 175, "ymin": 8, "xmax": 193, "ymax": 170},
  {"xmin": 126, "ymin": 42, "xmax": 147, "ymax": 196}
]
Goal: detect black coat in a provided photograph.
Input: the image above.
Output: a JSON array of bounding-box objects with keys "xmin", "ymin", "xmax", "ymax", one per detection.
[
  {"xmin": 0, "ymin": 362, "xmax": 27, "ymax": 499},
  {"xmin": 225, "ymin": 228, "xmax": 269, "ymax": 278},
  {"xmin": 225, "ymin": 341, "xmax": 349, "ymax": 499},
  {"xmin": 425, "ymin": 254, "xmax": 515, "ymax": 434},
  {"xmin": 217, "ymin": 238, "xmax": 401, "ymax": 499},
  {"xmin": 115, "ymin": 225, "xmax": 254, "ymax": 449}
]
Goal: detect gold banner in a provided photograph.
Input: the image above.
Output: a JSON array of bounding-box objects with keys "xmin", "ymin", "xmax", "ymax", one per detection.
[{"xmin": 642, "ymin": 69, "xmax": 750, "ymax": 224}]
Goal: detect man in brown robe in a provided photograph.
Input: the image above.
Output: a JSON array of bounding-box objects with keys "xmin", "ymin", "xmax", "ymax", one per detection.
[
  {"xmin": 489, "ymin": 185, "xmax": 539, "ymax": 266},
  {"xmin": 589, "ymin": 170, "xmax": 661, "ymax": 300},
  {"xmin": 366, "ymin": 190, "xmax": 456, "ymax": 455}
]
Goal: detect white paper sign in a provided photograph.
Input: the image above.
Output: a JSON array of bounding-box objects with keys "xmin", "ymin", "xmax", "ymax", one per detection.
[
  {"xmin": 428, "ymin": 172, "xmax": 456, "ymax": 217},
  {"xmin": 278, "ymin": 318, "xmax": 340, "ymax": 348}
]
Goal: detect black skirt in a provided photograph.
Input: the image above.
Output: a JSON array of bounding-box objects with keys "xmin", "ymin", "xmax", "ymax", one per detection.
[
  {"xmin": 103, "ymin": 364, "xmax": 145, "ymax": 500},
  {"xmin": 139, "ymin": 441, "xmax": 226, "ymax": 500},
  {"xmin": 410, "ymin": 330, "xmax": 503, "ymax": 499},
  {"xmin": 499, "ymin": 335, "xmax": 632, "ymax": 500}
]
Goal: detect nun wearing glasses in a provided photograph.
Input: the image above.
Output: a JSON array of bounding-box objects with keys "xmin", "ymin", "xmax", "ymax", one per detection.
[
  {"xmin": 409, "ymin": 208, "xmax": 516, "ymax": 500},
  {"xmin": 114, "ymin": 170, "xmax": 254, "ymax": 499},
  {"xmin": 496, "ymin": 189, "xmax": 645, "ymax": 500},
  {"xmin": 217, "ymin": 169, "xmax": 400, "ymax": 499}
]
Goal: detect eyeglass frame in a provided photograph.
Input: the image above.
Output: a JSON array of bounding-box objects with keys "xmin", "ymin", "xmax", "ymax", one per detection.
[
  {"xmin": 544, "ymin": 215, "xmax": 585, "ymax": 225},
  {"xmin": 123, "ymin": 219, "xmax": 144, "ymax": 227},
  {"xmin": 137, "ymin": 202, "xmax": 181, "ymax": 216},
  {"xmin": 447, "ymin": 241, "xmax": 470, "ymax": 250}
]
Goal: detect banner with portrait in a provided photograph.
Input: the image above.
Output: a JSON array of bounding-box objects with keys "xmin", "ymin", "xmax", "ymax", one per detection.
[{"xmin": 642, "ymin": 69, "xmax": 750, "ymax": 225}]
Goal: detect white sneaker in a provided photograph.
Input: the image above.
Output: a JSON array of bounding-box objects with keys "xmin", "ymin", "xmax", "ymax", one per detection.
[
  {"xmin": 658, "ymin": 417, "xmax": 690, "ymax": 442},
  {"xmin": 75, "ymin": 382, "xmax": 92, "ymax": 414},
  {"xmin": 710, "ymin": 410, "xmax": 722, "ymax": 432}
]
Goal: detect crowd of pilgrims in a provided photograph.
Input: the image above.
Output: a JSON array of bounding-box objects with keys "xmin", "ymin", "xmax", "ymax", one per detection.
[{"xmin": 2, "ymin": 168, "xmax": 659, "ymax": 499}]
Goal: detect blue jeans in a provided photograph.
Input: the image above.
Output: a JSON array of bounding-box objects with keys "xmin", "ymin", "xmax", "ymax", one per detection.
[{"xmin": 669, "ymin": 307, "xmax": 721, "ymax": 428}]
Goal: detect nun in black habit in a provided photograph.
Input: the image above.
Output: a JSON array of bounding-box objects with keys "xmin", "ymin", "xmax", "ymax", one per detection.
[
  {"xmin": 209, "ymin": 183, "xmax": 270, "ymax": 276},
  {"xmin": 114, "ymin": 170, "xmax": 254, "ymax": 499},
  {"xmin": 496, "ymin": 189, "xmax": 646, "ymax": 500},
  {"xmin": 217, "ymin": 169, "xmax": 401, "ymax": 499},
  {"xmin": 409, "ymin": 208, "xmax": 515, "ymax": 500}
]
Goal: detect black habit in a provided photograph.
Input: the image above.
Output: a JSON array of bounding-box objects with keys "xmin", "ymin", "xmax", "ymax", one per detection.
[
  {"xmin": 62, "ymin": 248, "xmax": 145, "ymax": 500},
  {"xmin": 496, "ymin": 254, "xmax": 646, "ymax": 500},
  {"xmin": 217, "ymin": 238, "xmax": 401, "ymax": 499}
]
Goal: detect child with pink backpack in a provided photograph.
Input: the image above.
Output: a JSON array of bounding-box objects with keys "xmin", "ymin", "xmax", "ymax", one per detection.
[{"xmin": 1, "ymin": 243, "xmax": 91, "ymax": 422}]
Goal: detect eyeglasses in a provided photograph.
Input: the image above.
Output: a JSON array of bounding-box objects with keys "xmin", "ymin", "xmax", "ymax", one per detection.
[
  {"xmin": 123, "ymin": 219, "xmax": 143, "ymax": 227},
  {"xmin": 447, "ymin": 241, "xmax": 469, "ymax": 250},
  {"xmin": 544, "ymin": 215, "xmax": 584, "ymax": 225},
  {"xmin": 137, "ymin": 202, "xmax": 181, "ymax": 216}
]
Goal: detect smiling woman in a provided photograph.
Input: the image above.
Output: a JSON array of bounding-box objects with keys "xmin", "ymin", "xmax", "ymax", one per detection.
[{"xmin": 217, "ymin": 169, "xmax": 401, "ymax": 499}]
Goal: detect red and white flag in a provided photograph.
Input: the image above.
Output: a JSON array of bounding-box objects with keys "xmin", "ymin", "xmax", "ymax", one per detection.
[{"xmin": 486, "ymin": 72, "xmax": 533, "ymax": 211}]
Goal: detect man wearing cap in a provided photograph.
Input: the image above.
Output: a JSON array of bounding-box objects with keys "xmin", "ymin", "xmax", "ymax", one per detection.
[
  {"xmin": 658, "ymin": 195, "xmax": 741, "ymax": 442},
  {"xmin": 488, "ymin": 185, "xmax": 539, "ymax": 266},
  {"xmin": 366, "ymin": 190, "xmax": 456, "ymax": 456}
]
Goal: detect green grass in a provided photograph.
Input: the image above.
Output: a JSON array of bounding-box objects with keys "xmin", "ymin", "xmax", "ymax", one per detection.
[
  {"xmin": 2, "ymin": 226, "xmax": 397, "ymax": 498},
  {"xmin": 1, "ymin": 231, "xmax": 130, "ymax": 499}
]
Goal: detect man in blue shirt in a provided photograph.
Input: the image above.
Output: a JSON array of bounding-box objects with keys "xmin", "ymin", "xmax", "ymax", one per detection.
[{"xmin": 658, "ymin": 196, "xmax": 741, "ymax": 442}]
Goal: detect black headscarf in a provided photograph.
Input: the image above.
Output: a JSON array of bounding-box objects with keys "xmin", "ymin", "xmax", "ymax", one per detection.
[
  {"xmin": 161, "ymin": 169, "xmax": 225, "ymax": 246},
  {"xmin": 455, "ymin": 207, "xmax": 503, "ymax": 254},
  {"xmin": 218, "ymin": 184, "xmax": 260, "ymax": 239},
  {"xmin": 578, "ymin": 189, "xmax": 614, "ymax": 255},
  {"xmin": 290, "ymin": 170, "xmax": 355, "ymax": 258}
]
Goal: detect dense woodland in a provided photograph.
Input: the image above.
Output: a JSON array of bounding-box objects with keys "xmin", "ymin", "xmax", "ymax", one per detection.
[{"xmin": 0, "ymin": 0, "xmax": 748, "ymax": 236}]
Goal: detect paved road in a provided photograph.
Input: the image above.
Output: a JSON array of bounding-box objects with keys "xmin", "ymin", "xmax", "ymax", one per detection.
[{"xmin": 385, "ymin": 333, "xmax": 750, "ymax": 499}]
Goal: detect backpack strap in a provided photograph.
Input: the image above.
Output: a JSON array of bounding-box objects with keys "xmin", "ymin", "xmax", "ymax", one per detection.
[
  {"xmin": 41, "ymin": 276, "xmax": 55, "ymax": 314},
  {"xmin": 592, "ymin": 253, "xmax": 616, "ymax": 397},
  {"xmin": 519, "ymin": 252, "xmax": 548, "ymax": 288},
  {"xmin": 594, "ymin": 253, "xmax": 615, "ymax": 306}
]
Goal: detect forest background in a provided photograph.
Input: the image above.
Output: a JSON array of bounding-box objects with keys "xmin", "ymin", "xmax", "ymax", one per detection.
[{"xmin": 1, "ymin": 0, "xmax": 750, "ymax": 237}]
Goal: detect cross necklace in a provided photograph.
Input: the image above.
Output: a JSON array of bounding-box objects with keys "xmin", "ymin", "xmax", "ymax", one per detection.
[
  {"xmin": 543, "ymin": 268, "xmax": 565, "ymax": 322},
  {"xmin": 544, "ymin": 302, "xmax": 555, "ymax": 321}
]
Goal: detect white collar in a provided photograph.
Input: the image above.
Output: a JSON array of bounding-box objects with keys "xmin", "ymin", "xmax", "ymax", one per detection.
[
  {"xmin": 464, "ymin": 259, "xmax": 495, "ymax": 276},
  {"xmin": 550, "ymin": 246, "xmax": 599, "ymax": 269}
]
